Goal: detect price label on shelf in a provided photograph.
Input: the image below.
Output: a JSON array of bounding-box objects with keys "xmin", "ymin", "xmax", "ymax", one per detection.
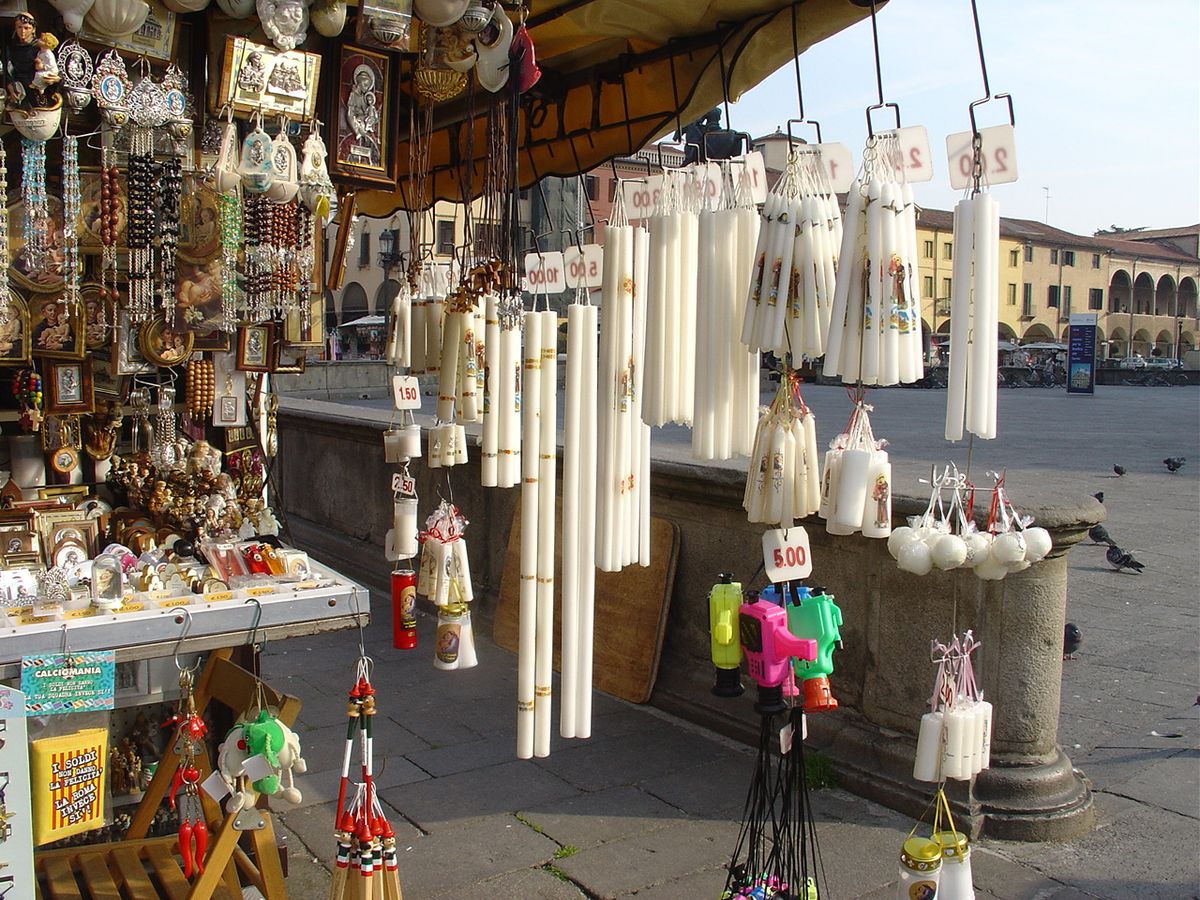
[
  {"xmin": 762, "ymin": 526, "xmax": 813, "ymax": 582},
  {"xmin": 392, "ymin": 374, "xmax": 421, "ymax": 410},
  {"xmin": 733, "ymin": 151, "xmax": 768, "ymax": 205},
  {"xmin": 391, "ymin": 472, "xmax": 417, "ymax": 496},
  {"xmin": 945, "ymin": 124, "xmax": 1018, "ymax": 190},
  {"xmin": 814, "ymin": 143, "xmax": 855, "ymax": 193},
  {"xmin": 877, "ymin": 125, "xmax": 934, "ymax": 184},
  {"xmin": 563, "ymin": 243, "xmax": 603, "ymax": 289},
  {"xmin": 621, "ymin": 175, "xmax": 664, "ymax": 221},
  {"xmin": 523, "ymin": 251, "xmax": 565, "ymax": 295}
]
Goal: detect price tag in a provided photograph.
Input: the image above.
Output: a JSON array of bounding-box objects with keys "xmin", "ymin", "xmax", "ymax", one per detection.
[
  {"xmin": 733, "ymin": 151, "xmax": 769, "ymax": 205},
  {"xmin": 523, "ymin": 251, "xmax": 565, "ymax": 295},
  {"xmin": 814, "ymin": 143, "xmax": 855, "ymax": 193},
  {"xmin": 621, "ymin": 175, "xmax": 664, "ymax": 221},
  {"xmin": 65, "ymin": 608, "xmax": 94, "ymax": 619},
  {"xmin": 779, "ymin": 721, "xmax": 794, "ymax": 754},
  {"xmin": 392, "ymin": 374, "xmax": 421, "ymax": 410},
  {"xmin": 391, "ymin": 472, "xmax": 417, "ymax": 496},
  {"xmin": 563, "ymin": 244, "xmax": 603, "ymax": 290},
  {"xmin": 117, "ymin": 602, "xmax": 144, "ymax": 613},
  {"xmin": 201, "ymin": 770, "xmax": 231, "ymax": 802},
  {"xmin": 878, "ymin": 125, "xmax": 934, "ymax": 184},
  {"xmin": 945, "ymin": 124, "xmax": 1018, "ymax": 190},
  {"xmin": 762, "ymin": 526, "xmax": 813, "ymax": 582},
  {"xmin": 205, "ymin": 591, "xmax": 234, "ymax": 603},
  {"xmin": 246, "ymin": 586, "xmax": 276, "ymax": 597},
  {"xmin": 241, "ymin": 753, "xmax": 274, "ymax": 782},
  {"xmin": 156, "ymin": 597, "xmax": 191, "ymax": 609}
]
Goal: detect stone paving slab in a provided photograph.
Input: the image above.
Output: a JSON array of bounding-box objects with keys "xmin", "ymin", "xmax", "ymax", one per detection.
[
  {"xmin": 435, "ymin": 867, "xmax": 587, "ymax": 899},
  {"xmin": 519, "ymin": 785, "xmax": 688, "ymax": 850}
]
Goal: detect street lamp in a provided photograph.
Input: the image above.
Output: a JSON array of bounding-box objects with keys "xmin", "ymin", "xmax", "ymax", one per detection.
[{"xmin": 377, "ymin": 220, "xmax": 404, "ymax": 274}]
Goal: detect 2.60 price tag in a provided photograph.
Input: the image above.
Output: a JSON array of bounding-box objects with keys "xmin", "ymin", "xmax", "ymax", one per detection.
[
  {"xmin": 563, "ymin": 243, "xmax": 603, "ymax": 289},
  {"xmin": 392, "ymin": 374, "xmax": 421, "ymax": 411},
  {"xmin": 762, "ymin": 526, "xmax": 813, "ymax": 582},
  {"xmin": 945, "ymin": 124, "xmax": 1018, "ymax": 190}
]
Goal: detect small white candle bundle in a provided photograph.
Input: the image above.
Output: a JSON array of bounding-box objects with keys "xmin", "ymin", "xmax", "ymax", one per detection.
[
  {"xmin": 415, "ymin": 500, "xmax": 472, "ymax": 608},
  {"xmin": 482, "ymin": 293, "xmax": 523, "ymax": 488},
  {"xmin": 409, "ymin": 265, "xmax": 451, "ymax": 375},
  {"xmin": 741, "ymin": 149, "xmax": 841, "ymax": 359},
  {"xmin": 693, "ymin": 168, "xmax": 760, "ymax": 461},
  {"xmin": 819, "ymin": 398, "xmax": 891, "ymax": 538},
  {"xmin": 642, "ymin": 170, "xmax": 698, "ymax": 427},
  {"xmin": 385, "ymin": 489, "xmax": 419, "ymax": 561},
  {"xmin": 596, "ymin": 207, "xmax": 651, "ymax": 571},
  {"xmin": 385, "ymin": 278, "xmax": 412, "ymax": 367},
  {"xmin": 436, "ymin": 301, "xmax": 484, "ymax": 424},
  {"xmin": 425, "ymin": 422, "xmax": 468, "ymax": 468},
  {"xmin": 824, "ymin": 137, "xmax": 925, "ymax": 386},
  {"xmin": 944, "ymin": 192, "xmax": 1000, "ymax": 441},
  {"xmin": 561, "ymin": 301, "xmax": 598, "ymax": 740},
  {"xmin": 888, "ymin": 466, "xmax": 1052, "ymax": 580},
  {"xmin": 744, "ymin": 372, "xmax": 820, "ymax": 528},
  {"xmin": 913, "ymin": 632, "xmax": 991, "ymax": 783},
  {"xmin": 516, "ymin": 309, "xmax": 559, "ymax": 758}
]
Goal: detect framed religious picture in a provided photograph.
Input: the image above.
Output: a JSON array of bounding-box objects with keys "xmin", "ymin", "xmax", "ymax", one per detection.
[
  {"xmin": 138, "ymin": 315, "xmax": 195, "ymax": 367},
  {"xmin": 0, "ymin": 291, "xmax": 32, "ymax": 365},
  {"xmin": 79, "ymin": 0, "xmax": 178, "ymax": 61},
  {"xmin": 112, "ymin": 310, "xmax": 155, "ymax": 375},
  {"xmin": 194, "ymin": 330, "xmax": 232, "ymax": 352},
  {"xmin": 6, "ymin": 194, "xmax": 64, "ymax": 293},
  {"xmin": 90, "ymin": 353, "xmax": 129, "ymax": 401},
  {"xmin": 44, "ymin": 359, "xmax": 95, "ymax": 415},
  {"xmin": 271, "ymin": 342, "xmax": 306, "ymax": 374},
  {"xmin": 327, "ymin": 44, "xmax": 397, "ymax": 188},
  {"xmin": 217, "ymin": 36, "xmax": 322, "ymax": 122},
  {"xmin": 81, "ymin": 283, "xmax": 112, "ymax": 351},
  {"xmin": 177, "ymin": 182, "xmax": 221, "ymax": 264},
  {"xmin": 30, "ymin": 295, "xmax": 85, "ymax": 360},
  {"xmin": 237, "ymin": 322, "xmax": 273, "ymax": 372}
]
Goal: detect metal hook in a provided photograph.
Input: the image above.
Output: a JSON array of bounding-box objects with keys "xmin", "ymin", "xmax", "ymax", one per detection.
[
  {"xmin": 864, "ymin": 0, "xmax": 902, "ymax": 137},
  {"xmin": 349, "ymin": 586, "xmax": 369, "ymax": 665},
  {"xmin": 243, "ymin": 597, "xmax": 264, "ymax": 651},
  {"xmin": 172, "ymin": 607, "xmax": 196, "ymax": 672}
]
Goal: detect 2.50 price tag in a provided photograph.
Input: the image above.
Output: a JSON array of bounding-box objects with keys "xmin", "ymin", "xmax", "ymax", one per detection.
[
  {"xmin": 391, "ymin": 472, "xmax": 417, "ymax": 496},
  {"xmin": 877, "ymin": 125, "xmax": 934, "ymax": 184},
  {"xmin": 392, "ymin": 374, "xmax": 421, "ymax": 411},
  {"xmin": 523, "ymin": 251, "xmax": 565, "ymax": 295},
  {"xmin": 563, "ymin": 243, "xmax": 603, "ymax": 289},
  {"xmin": 762, "ymin": 526, "xmax": 813, "ymax": 582},
  {"xmin": 945, "ymin": 124, "xmax": 1018, "ymax": 190}
]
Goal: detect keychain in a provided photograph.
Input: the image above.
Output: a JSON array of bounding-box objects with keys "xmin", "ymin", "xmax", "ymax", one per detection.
[{"xmin": 163, "ymin": 635, "xmax": 210, "ymax": 881}]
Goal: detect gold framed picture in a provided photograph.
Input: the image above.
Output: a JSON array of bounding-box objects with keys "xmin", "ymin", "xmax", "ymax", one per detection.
[
  {"xmin": 218, "ymin": 36, "xmax": 322, "ymax": 122},
  {"xmin": 237, "ymin": 323, "xmax": 273, "ymax": 372},
  {"xmin": 0, "ymin": 291, "xmax": 31, "ymax": 365},
  {"xmin": 44, "ymin": 359, "xmax": 95, "ymax": 415},
  {"xmin": 79, "ymin": 0, "xmax": 178, "ymax": 61},
  {"xmin": 30, "ymin": 294, "xmax": 84, "ymax": 360},
  {"xmin": 113, "ymin": 310, "xmax": 155, "ymax": 375},
  {"xmin": 139, "ymin": 315, "xmax": 195, "ymax": 367}
]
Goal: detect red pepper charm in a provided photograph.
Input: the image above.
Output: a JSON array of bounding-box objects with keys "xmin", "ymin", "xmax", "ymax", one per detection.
[
  {"xmin": 193, "ymin": 820, "xmax": 209, "ymax": 874},
  {"xmin": 179, "ymin": 819, "xmax": 194, "ymax": 877}
]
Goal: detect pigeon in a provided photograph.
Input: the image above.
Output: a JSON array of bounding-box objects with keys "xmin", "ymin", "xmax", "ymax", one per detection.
[
  {"xmin": 1063, "ymin": 623, "xmax": 1082, "ymax": 659},
  {"xmin": 1093, "ymin": 491, "xmax": 1104, "ymax": 503},
  {"xmin": 1163, "ymin": 457, "xmax": 1186, "ymax": 473},
  {"xmin": 1112, "ymin": 464, "xmax": 1126, "ymax": 477},
  {"xmin": 1088, "ymin": 524, "xmax": 1115, "ymax": 546},
  {"xmin": 1106, "ymin": 545, "xmax": 1145, "ymax": 573}
]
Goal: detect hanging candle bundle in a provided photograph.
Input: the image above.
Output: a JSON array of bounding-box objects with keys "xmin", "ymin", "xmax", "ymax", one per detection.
[
  {"xmin": 560, "ymin": 297, "xmax": 598, "ymax": 740},
  {"xmin": 819, "ymin": 394, "xmax": 892, "ymax": 538},
  {"xmin": 435, "ymin": 292, "xmax": 483, "ymax": 424},
  {"xmin": 481, "ymin": 292, "xmax": 523, "ymax": 488},
  {"xmin": 692, "ymin": 164, "xmax": 760, "ymax": 461},
  {"xmin": 888, "ymin": 467, "xmax": 1051, "ymax": 580},
  {"xmin": 741, "ymin": 147, "xmax": 841, "ymax": 359},
  {"xmin": 895, "ymin": 782, "xmax": 977, "ymax": 900},
  {"xmin": 416, "ymin": 499, "xmax": 473, "ymax": 607},
  {"xmin": 515, "ymin": 308, "xmax": 559, "ymax": 757},
  {"xmin": 596, "ymin": 197, "xmax": 651, "ymax": 571},
  {"xmin": 944, "ymin": 189, "xmax": 1000, "ymax": 441},
  {"xmin": 641, "ymin": 168, "xmax": 698, "ymax": 427},
  {"xmin": 913, "ymin": 631, "xmax": 991, "ymax": 784},
  {"xmin": 385, "ymin": 276, "xmax": 413, "ymax": 368},
  {"xmin": 409, "ymin": 265, "xmax": 449, "ymax": 375},
  {"xmin": 824, "ymin": 135, "xmax": 925, "ymax": 386},
  {"xmin": 744, "ymin": 371, "xmax": 820, "ymax": 528},
  {"xmin": 329, "ymin": 667, "xmax": 404, "ymax": 900}
]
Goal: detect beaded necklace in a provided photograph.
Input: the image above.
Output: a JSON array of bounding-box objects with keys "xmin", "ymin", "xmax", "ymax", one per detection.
[
  {"xmin": 160, "ymin": 156, "xmax": 183, "ymax": 323},
  {"xmin": 99, "ymin": 143, "xmax": 120, "ymax": 309},
  {"xmin": 127, "ymin": 127, "xmax": 156, "ymax": 322},
  {"xmin": 20, "ymin": 138, "xmax": 49, "ymax": 274},
  {"xmin": 62, "ymin": 134, "xmax": 83, "ymax": 318},
  {"xmin": 218, "ymin": 192, "xmax": 242, "ymax": 332},
  {"xmin": 0, "ymin": 143, "xmax": 10, "ymax": 318}
]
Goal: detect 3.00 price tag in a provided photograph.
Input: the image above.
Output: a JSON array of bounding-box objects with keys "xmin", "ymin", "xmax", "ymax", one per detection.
[
  {"xmin": 945, "ymin": 124, "xmax": 1018, "ymax": 190},
  {"xmin": 762, "ymin": 526, "xmax": 813, "ymax": 582},
  {"xmin": 621, "ymin": 175, "xmax": 664, "ymax": 221},
  {"xmin": 523, "ymin": 251, "xmax": 565, "ymax": 295},
  {"xmin": 563, "ymin": 243, "xmax": 603, "ymax": 289},
  {"xmin": 877, "ymin": 125, "xmax": 934, "ymax": 184},
  {"xmin": 392, "ymin": 374, "xmax": 421, "ymax": 411}
]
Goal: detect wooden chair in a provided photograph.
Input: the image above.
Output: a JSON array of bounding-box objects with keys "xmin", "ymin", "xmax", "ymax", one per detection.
[{"xmin": 34, "ymin": 648, "xmax": 301, "ymax": 899}]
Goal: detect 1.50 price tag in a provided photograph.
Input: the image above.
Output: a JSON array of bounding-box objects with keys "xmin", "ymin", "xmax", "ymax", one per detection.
[
  {"xmin": 392, "ymin": 374, "xmax": 421, "ymax": 411},
  {"xmin": 877, "ymin": 125, "xmax": 934, "ymax": 184},
  {"xmin": 762, "ymin": 527, "xmax": 813, "ymax": 582},
  {"xmin": 732, "ymin": 151, "xmax": 768, "ymax": 205},
  {"xmin": 814, "ymin": 143, "xmax": 855, "ymax": 193},
  {"xmin": 523, "ymin": 251, "xmax": 565, "ymax": 295},
  {"xmin": 563, "ymin": 244, "xmax": 603, "ymax": 289},
  {"xmin": 945, "ymin": 124, "xmax": 1018, "ymax": 190}
]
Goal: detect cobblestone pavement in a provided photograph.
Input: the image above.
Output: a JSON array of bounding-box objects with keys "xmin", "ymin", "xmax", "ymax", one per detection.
[{"xmin": 266, "ymin": 385, "xmax": 1199, "ymax": 899}]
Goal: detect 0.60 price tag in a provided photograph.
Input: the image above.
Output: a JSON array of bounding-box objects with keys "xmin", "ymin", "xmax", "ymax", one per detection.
[
  {"xmin": 945, "ymin": 124, "xmax": 1018, "ymax": 190},
  {"xmin": 392, "ymin": 374, "xmax": 421, "ymax": 411},
  {"xmin": 523, "ymin": 251, "xmax": 565, "ymax": 295},
  {"xmin": 563, "ymin": 243, "xmax": 603, "ymax": 289},
  {"xmin": 762, "ymin": 526, "xmax": 813, "ymax": 582}
]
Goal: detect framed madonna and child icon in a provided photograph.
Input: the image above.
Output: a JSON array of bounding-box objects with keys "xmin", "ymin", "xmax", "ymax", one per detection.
[{"xmin": 327, "ymin": 43, "xmax": 397, "ymax": 188}]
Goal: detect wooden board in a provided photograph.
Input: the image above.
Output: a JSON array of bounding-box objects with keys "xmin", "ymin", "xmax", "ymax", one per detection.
[{"xmin": 494, "ymin": 500, "xmax": 679, "ymax": 704}]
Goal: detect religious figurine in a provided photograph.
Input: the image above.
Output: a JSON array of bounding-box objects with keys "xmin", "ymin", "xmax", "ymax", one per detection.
[
  {"xmin": 257, "ymin": 0, "xmax": 308, "ymax": 51},
  {"xmin": 5, "ymin": 13, "xmax": 60, "ymax": 108},
  {"xmin": 84, "ymin": 400, "xmax": 124, "ymax": 461}
]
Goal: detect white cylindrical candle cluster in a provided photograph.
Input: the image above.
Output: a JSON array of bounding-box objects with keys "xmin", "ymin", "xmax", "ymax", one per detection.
[
  {"xmin": 693, "ymin": 184, "xmax": 760, "ymax": 461},
  {"xmin": 425, "ymin": 422, "xmax": 468, "ymax": 468},
  {"xmin": 597, "ymin": 216, "xmax": 651, "ymax": 571},
  {"xmin": 516, "ymin": 311, "xmax": 542, "ymax": 758},
  {"xmin": 744, "ymin": 374, "xmax": 820, "ymax": 528},
  {"xmin": 435, "ymin": 304, "xmax": 484, "ymax": 424},
  {"xmin": 385, "ymin": 279, "xmax": 412, "ymax": 367},
  {"xmin": 561, "ymin": 302, "xmax": 599, "ymax": 740},
  {"xmin": 824, "ymin": 140, "xmax": 925, "ymax": 386},
  {"xmin": 484, "ymin": 295, "xmax": 523, "ymax": 488},
  {"xmin": 642, "ymin": 171, "xmax": 698, "ymax": 427},
  {"xmin": 741, "ymin": 150, "xmax": 841, "ymax": 359},
  {"xmin": 408, "ymin": 265, "xmax": 451, "ymax": 375},
  {"xmin": 945, "ymin": 192, "xmax": 1000, "ymax": 441},
  {"xmin": 913, "ymin": 632, "xmax": 992, "ymax": 783},
  {"xmin": 819, "ymin": 399, "xmax": 891, "ymax": 538}
]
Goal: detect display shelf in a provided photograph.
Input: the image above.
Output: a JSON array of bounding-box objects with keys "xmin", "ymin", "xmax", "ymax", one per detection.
[{"xmin": 0, "ymin": 562, "xmax": 370, "ymax": 677}]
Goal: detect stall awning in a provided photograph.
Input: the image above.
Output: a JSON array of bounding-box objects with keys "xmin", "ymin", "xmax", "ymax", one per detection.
[
  {"xmin": 340, "ymin": 315, "xmax": 387, "ymax": 327},
  {"xmin": 356, "ymin": 0, "xmax": 883, "ymax": 215}
]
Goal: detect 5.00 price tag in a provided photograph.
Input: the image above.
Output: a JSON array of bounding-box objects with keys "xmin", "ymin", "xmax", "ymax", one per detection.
[
  {"xmin": 762, "ymin": 527, "xmax": 813, "ymax": 582},
  {"xmin": 945, "ymin": 124, "xmax": 1018, "ymax": 190},
  {"xmin": 563, "ymin": 243, "xmax": 603, "ymax": 289},
  {"xmin": 392, "ymin": 374, "xmax": 421, "ymax": 411}
]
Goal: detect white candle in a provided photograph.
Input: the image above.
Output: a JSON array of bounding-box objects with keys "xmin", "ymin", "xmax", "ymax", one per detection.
[
  {"xmin": 945, "ymin": 197, "xmax": 974, "ymax": 441},
  {"xmin": 976, "ymin": 194, "xmax": 1001, "ymax": 439},
  {"xmin": 482, "ymin": 294, "xmax": 500, "ymax": 487},
  {"xmin": 861, "ymin": 181, "xmax": 883, "ymax": 384},
  {"xmin": 410, "ymin": 295, "xmax": 427, "ymax": 373},
  {"xmin": 679, "ymin": 211, "xmax": 698, "ymax": 425},
  {"xmin": 742, "ymin": 193, "xmax": 777, "ymax": 348},
  {"xmin": 880, "ymin": 182, "xmax": 901, "ymax": 387},
  {"xmin": 833, "ymin": 447, "xmax": 870, "ymax": 530},
  {"xmin": 536, "ymin": 308, "xmax": 557, "ymax": 758},
  {"xmin": 577, "ymin": 303, "xmax": 599, "ymax": 737},
  {"xmin": 860, "ymin": 457, "xmax": 893, "ymax": 538},
  {"xmin": 825, "ymin": 180, "xmax": 865, "ymax": 377},
  {"xmin": 913, "ymin": 710, "xmax": 944, "ymax": 782},
  {"xmin": 426, "ymin": 298, "xmax": 444, "ymax": 378},
  {"xmin": 632, "ymin": 225, "xmax": 651, "ymax": 566},
  {"xmin": 437, "ymin": 310, "xmax": 463, "ymax": 422},
  {"xmin": 561, "ymin": 304, "xmax": 584, "ymax": 738},
  {"xmin": 517, "ymin": 311, "xmax": 541, "ymax": 759}
]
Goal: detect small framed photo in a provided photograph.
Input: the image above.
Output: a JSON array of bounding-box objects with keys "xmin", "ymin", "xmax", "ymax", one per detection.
[
  {"xmin": 272, "ymin": 342, "xmax": 306, "ymax": 374},
  {"xmin": 115, "ymin": 660, "xmax": 150, "ymax": 699},
  {"xmin": 139, "ymin": 315, "xmax": 195, "ymax": 367},
  {"xmin": 327, "ymin": 43, "xmax": 397, "ymax": 188},
  {"xmin": 44, "ymin": 359, "xmax": 95, "ymax": 415},
  {"xmin": 113, "ymin": 310, "xmax": 155, "ymax": 375},
  {"xmin": 30, "ymin": 295, "xmax": 84, "ymax": 360},
  {"xmin": 90, "ymin": 353, "xmax": 130, "ymax": 402},
  {"xmin": 237, "ymin": 323, "xmax": 274, "ymax": 372},
  {"xmin": 79, "ymin": 0, "xmax": 178, "ymax": 61},
  {"xmin": 193, "ymin": 329, "xmax": 232, "ymax": 352},
  {"xmin": 82, "ymin": 283, "xmax": 112, "ymax": 351},
  {"xmin": 0, "ymin": 291, "xmax": 32, "ymax": 366},
  {"xmin": 36, "ymin": 485, "xmax": 90, "ymax": 505},
  {"xmin": 0, "ymin": 524, "xmax": 36, "ymax": 556},
  {"xmin": 217, "ymin": 36, "xmax": 322, "ymax": 122}
]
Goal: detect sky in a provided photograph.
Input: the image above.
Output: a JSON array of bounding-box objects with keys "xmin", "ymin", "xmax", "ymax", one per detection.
[{"xmin": 727, "ymin": 0, "xmax": 1200, "ymax": 237}]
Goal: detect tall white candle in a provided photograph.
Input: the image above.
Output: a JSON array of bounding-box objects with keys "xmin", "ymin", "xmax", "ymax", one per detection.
[
  {"xmin": 561, "ymin": 304, "xmax": 584, "ymax": 738},
  {"xmin": 535, "ymin": 308, "xmax": 557, "ymax": 758},
  {"xmin": 482, "ymin": 294, "xmax": 500, "ymax": 487},
  {"xmin": 516, "ymin": 311, "xmax": 541, "ymax": 759},
  {"xmin": 411, "ymin": 296, "xmax": 427, "ymax": 373},
  {"xmin": 945, "ymin": 198, "xmax": 974, "ymax": 441},
  {"xmin": 577, "ymin": 303, "xmax": 599, "ymax": 737}
]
